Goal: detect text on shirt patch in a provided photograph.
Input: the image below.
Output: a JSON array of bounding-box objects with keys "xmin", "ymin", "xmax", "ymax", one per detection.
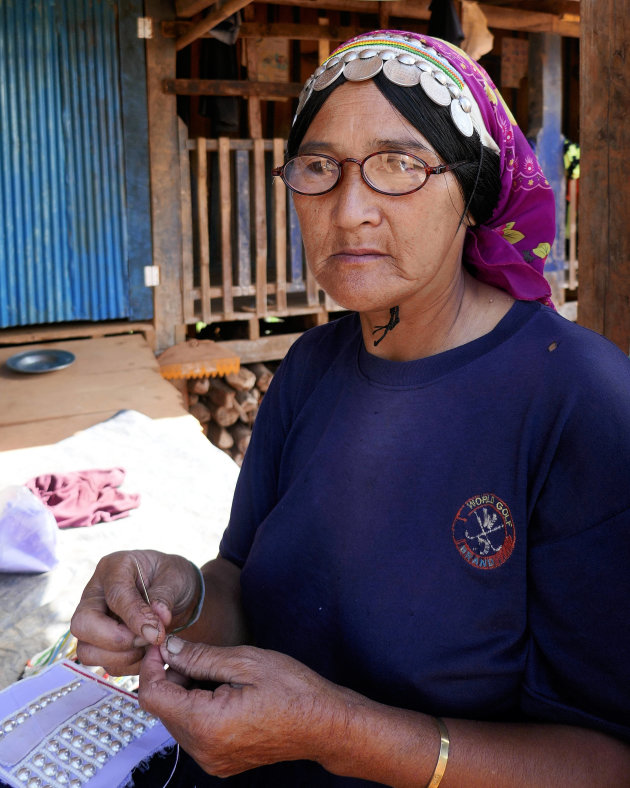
[{"xmin": 452, "ymin": 494, "xmax": 516, "ymax": 569}]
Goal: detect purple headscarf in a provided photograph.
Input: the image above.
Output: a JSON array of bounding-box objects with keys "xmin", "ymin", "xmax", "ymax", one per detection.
[{"xmin": 298, "ymin": 30, "xmax": 555, "ymax": 306}]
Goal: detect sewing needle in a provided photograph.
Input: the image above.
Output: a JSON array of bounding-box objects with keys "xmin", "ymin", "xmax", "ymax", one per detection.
[{"xmin": 133, "ymin": 556, "xmax": 151, "ymax": 606}]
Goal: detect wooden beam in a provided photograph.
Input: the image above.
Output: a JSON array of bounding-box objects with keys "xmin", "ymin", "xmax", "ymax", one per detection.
[
  {"xmin": 175, "ymin": 0, "xmax": 214, "ymax": 18},
  {"xmin": 176, "ymin": 0, "xmax": 253, "ymax": 51},
  {"xmin": 145, "ymin": 0, "xmax": 185, "ymax": 352},
  {"xmin": 163, "ymin": 78, "xmax": 302, "ymax": 97},
  {"xmin": 578, "ymin": 0, "xmax": 630, "ymax": 352},
  {"xmin": 247, "ymin": 0, "xmax": 579, "ymax": 36},
  {"xmin": 163, "ymin": 21, "xmax": 373, "ymax": 40}
]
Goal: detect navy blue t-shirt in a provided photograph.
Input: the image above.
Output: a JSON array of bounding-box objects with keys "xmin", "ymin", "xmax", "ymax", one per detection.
[{"xmin": 187, "ymin": 301, "xmax": 630, "ymax": 785}]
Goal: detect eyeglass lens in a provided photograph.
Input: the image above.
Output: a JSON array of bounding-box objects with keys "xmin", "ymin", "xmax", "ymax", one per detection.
[{"xmin": 283, "ymin": 152, "xmax": 430, "ymax": 195}]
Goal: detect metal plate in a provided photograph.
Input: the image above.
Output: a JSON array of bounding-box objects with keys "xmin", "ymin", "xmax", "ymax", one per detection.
[
  {"xmin": 6, "ymin": 349, "xmax": 76, "ymax": 374},
  {"xmin": 450, "ymin": 99, "xmax": 475, "ymax": 137},
  {"xmin": 313, "ymin": 60, "xmax": 345, "ymax": 91}
]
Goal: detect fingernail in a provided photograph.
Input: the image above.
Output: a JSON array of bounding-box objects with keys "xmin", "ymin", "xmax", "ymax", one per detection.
[
  {"xmin": 166, "ymin": 635, "xmax": 184, "ymax": 654},
  {"xmin": 141, "ymin": 624, "xmax": 159, "ymax": 644}
]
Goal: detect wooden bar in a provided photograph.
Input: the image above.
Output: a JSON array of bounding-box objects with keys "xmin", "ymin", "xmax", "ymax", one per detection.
[
  {"xmin": 567, "ymin": 178, "xmax": 578, "ymax": 291},
  {"xmin": 175, "ymin": 0, "xmax": 253, "ymax": 51},
  {"xmin": 196, "ymin": 137, "xmax": 212, "ymax": 323},
  {"xmin": 179, "ymin": 117, "xmax": 195, "ymax": 323},
  {"xmin": 218, "ymin": 137, "xmax": 234, "ymax": 318},
  {"xmin": 273, "ymin": 138, "xmax": 288, "ymax": 312},
  {"xmin": 163, "ymin": 21, "xmax": 372, "ymax": 41},
  {"xmin": 253, "ymin": 138, "xmax": 268, "ymax": 316},
  {"xmin": 236, "ymin": 149, "xmax": 252, "ymax": 289},
  {"xmin": 578, "ymin": 0, "xmax": 630, "ymax": 352},
  {"xmin": 163, "ymin": 78, "xmax": 302, "ymax": 98},
  {"xmin": 144, "ymin": 0, "xmax": 185, "ymax": 352},
  {"xmin": 243, "ymin": 6, "xmax": 263, "ymax": 139},
  {"xmin": 175, "ymin": 0, "xmax": 214, "ymax": 18}
]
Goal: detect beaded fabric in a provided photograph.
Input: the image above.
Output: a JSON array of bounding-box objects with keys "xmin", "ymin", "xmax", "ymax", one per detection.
[
  {"xmin": 294, "ymin": 30, "xmax": 556, "ymax": 307},
  {"xmin": 0, "ymin": 661, "xmax": 173, "ymax": 788}
]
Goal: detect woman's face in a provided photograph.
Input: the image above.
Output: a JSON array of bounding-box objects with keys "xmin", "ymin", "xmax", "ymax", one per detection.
[{"xmin": 292, "ymin": 81, "xmax": 469, "ymax": 315}]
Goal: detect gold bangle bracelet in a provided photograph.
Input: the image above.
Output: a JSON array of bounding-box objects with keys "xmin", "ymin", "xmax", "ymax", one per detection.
[{"xmin": 426, "ymin": 717, "xmax": 450, "ymax": 788}]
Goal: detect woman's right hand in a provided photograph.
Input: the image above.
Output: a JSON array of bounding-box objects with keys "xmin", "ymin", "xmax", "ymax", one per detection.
[{"xmin": 70, "ymin": 550, "xmax": 200, "ymax": 676}]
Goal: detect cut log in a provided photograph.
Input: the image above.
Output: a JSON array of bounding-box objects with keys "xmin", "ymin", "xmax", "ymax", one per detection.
[
  {"xmin": 249, "ymin": 362, "xmax": 273, "ymax": 392},
  {"xmin": 208, "ymin": 401, "xmax": 240, "ymax": 427},
  {"xmin": 235, "ymin": 389, "xmax": 259, "ymax": 413},
  {"xmin": 230, "ymin": 422, "xmax": 252, "ymax": 454},
  {"xmin": 188, "ymin": 376, "xmax": 210, "ymax": 395},
  {"xmin": 206, "ymin": 377, "xmax": 237, "ymax": 407},
  {"xmin": 225, "ymin": 367, "xmax": 257, "ymax": 391},
  {"xmin": 189, "ymin": 401, "xmax": 212, "ymax": 424},
  {"xmin": 188, "ymin": 392, "xmax": 199, "ymax": 406},
  {"xmin": 207, "ymin": 422, "xmax": 235, "ymax": 450}
]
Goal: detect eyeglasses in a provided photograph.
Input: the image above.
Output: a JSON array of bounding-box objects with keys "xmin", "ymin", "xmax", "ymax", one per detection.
[{"xmin": 271, "ymin": 151, "xmax": 469, "ymax": 197}]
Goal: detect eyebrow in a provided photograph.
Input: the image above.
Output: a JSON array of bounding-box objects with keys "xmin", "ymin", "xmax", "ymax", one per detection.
[{"xmin": 297, "ymin": 138, "xmax": 433, "ymax": 156}]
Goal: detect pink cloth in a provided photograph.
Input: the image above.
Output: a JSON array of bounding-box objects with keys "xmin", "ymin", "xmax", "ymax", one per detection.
[{"xmin": 26, "ymin": 468, "xmax": 140, "ymax": 528}]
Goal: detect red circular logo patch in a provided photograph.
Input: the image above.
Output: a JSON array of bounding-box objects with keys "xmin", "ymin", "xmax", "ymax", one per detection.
[{"xmin": 452, "ymin": 494, "xmax": 516, "ymax": 569}]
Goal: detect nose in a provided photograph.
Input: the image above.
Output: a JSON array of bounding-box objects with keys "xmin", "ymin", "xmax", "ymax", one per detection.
[{"xmin": 331, "ymin": 160, "xmax": 381, "ymax": 229}]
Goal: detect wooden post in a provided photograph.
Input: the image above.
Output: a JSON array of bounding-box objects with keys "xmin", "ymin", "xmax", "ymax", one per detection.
[
  {"xmin": 145, "ymin": 0, "xmax": 185, "ymax": 351},
  {"xmin": 527, "ymin": 33, "xmax": 566, "ymax": 307},
  {"xmin": 578, "ymin": 0, "xmax": 630, "ymax": 353},
  {"xmin": 243, "ymin": 4, "xmax": 263, "ymax": 138}
]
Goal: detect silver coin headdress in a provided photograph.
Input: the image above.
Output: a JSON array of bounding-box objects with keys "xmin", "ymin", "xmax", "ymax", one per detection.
[{"xmin": 295, "ymin": 31, "xmax": 499, "ymax": 154}]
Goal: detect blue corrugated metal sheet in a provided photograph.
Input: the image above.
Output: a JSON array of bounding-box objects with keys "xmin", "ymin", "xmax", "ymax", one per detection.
[{"xmin": 0, "ymin": 0, "xmax": 129, "ymax": 327}]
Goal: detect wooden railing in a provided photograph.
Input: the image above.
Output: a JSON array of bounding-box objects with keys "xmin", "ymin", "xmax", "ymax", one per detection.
[{"xmin": 179, "ymin": 125, "xmax": 339, "ymax": 340}]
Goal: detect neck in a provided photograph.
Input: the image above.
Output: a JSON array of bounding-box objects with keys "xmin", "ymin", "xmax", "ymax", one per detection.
[{"xmin": 359, "ymin": 273, "xmax": 514, "ymax": 361}]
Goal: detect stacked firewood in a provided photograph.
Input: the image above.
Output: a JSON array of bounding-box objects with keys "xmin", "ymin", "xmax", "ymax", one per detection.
[{"xmin": 187, "ymin": 363, "xmax": 274, "ymax": 465}]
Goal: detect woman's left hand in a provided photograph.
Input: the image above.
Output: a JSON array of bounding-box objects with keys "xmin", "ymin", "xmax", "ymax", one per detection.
[{"xmin": 138, "ymin": 638, "xmax": 351, "ymax": 778}]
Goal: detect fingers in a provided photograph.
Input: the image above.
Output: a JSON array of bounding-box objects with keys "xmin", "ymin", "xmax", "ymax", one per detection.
[{"xmin": 158, "ymin": 637, "xmax": 255, "ymax": 687}]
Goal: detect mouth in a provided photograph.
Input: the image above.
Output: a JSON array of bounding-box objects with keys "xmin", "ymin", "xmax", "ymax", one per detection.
[{"xmin": 330, "ymin": 248, "xmax": 387, "ymax": 263}]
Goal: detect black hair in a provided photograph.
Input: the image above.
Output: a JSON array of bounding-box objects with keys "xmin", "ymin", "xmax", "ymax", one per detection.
[{"xmin": 287, "ymin": 72, "xmax": 501, "ymax": 226}]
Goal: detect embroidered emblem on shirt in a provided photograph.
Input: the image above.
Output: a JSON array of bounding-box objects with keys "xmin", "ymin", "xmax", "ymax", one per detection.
[{"xmin": 452, "ymin": 493, "xmax": 516, "ymax": 569}]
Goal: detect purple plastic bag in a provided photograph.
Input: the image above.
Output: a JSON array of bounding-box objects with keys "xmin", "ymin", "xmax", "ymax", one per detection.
[{"xmin": 0, "ymin": 485, "xmax": 59, "ymax": 573}]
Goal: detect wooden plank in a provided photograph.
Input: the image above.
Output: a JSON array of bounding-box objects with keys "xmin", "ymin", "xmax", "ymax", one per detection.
[
  {"xmin": 318, "ymin": 17, "xmax": 330, "ymax": 64},
  {"xmin": 236, "ymin": 149, "xmax": 252, "ymax": 289},
  {"xmin": 249, "ymin": 0, "xmax": 580, "ymax": 36},
  {"xmin": 253, "ymin": 139, "xmax": 268, "ymax": 316},
  {"xmin": 578, "ymin": 0, "xmax": 630, "ymax": 352},
  {"xmin": 196, "ymin": 137, "xmax": 212, "ymax": 323},
  {"xmin": 218, "ymin": 137, "xmax": 234, "ymax": 317},
  {"xmin": 0, "ymin": 336, "xmax": 187, "ymax": 449},
  {"xmin": 145, "ymin": 0, "xmax": 185, "ymax": 352},
  {"xmin": 243, "ymin": 7, "xmax": 263, "ymax": 140},
  {"xmin": 527, "ymin": 33, "xmax": 566, "ymax": 307},
  {"xmin": 163, "ymin": 21, "xmax": 373, "ymax": 40},
  {"xmin": 163, "ymin": 79, "xmax": 302, "ymax": 98},
  {"xmin": 0, "ymin": 322, "xmax": 155, "ymax": 349},
  {"xmin": 212, "ymin": 333, "xmax": 303, "ymax": 364},
  {"xmin": 273, "ymin": 138, "xmax": 288, "ymax": 312},
  {"xmin": 567, "ymin": 178, "xmax": 578, "ymax": 290},
  {"xmin": 288, "ymin": 196, "xmax": 304, "ymax": 290},
  {"xmin": 176, "ymin": 0, "xmax": 254, "ymax": 51},
  {"xmin": 179, "ymin": 117, "xmax": 195, "ymax": 323},
  {"xmin": 175, "ymin": 0, "xmax": 215, "ymax": 18}
]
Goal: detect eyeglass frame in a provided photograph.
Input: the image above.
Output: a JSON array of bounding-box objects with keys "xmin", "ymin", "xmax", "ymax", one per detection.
[{"xmin": 271, "ymin": 150, "xmax": 470, "ymax": 197}]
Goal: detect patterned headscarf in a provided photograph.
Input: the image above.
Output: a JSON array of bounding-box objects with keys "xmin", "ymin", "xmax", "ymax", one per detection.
[{"xmin": 295, "ymin": 30, "xmax": 555, "ymax": 306}]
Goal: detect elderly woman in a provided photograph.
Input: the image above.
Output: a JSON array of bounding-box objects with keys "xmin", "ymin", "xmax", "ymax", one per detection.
[{"xmin": 71, "ymin": 30, "xmax": 630, "ymax": 787}]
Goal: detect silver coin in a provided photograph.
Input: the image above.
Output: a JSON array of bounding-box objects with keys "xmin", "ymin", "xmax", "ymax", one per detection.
[
  {"xmin": 314, "ymin": 64, "xmax": 326, "ymax": 77},
  {"xmin": 448, "ymin": 82, "xmax": 461, "ymax": 98},
  {"xmin": 344, "ymin": 55, "xmax": 383, "ymax": 82},
  {"xmin": 433, "ymin": 70, "xmax": 448, "ymax": 85},
  {"xmin": 326, "ymin": 55, "xmax": 342, "ymax": 67},
  {"xmin": 459, "ymin": 95, "xmax": 473, "ymax": 113},
  {"xmin": 313, "ymin": 59, "xmax": 344, "ymax": 91},
  {"xmin": 383, "ymin": 58, "xmax": 421, "ymax": 87},
  {"xmin": 295, "ymin": 86, "xmax": 311, "ymax": 115},
  {"xmin": 420, "ymin": 71, "xmax": 451, "ymax": 106},
  {"xmin": 417, "ymin": 60, "xmax": 433, "ymax": 73},
  {"xmin": 359, "ymin": 48, "xmax": 378, "ymax": 59},
  {"xmin": 397, "ymin": 53, "xmax": 417, "ymax": 66},
  {"xmin": 343, "ymin": 51, "xmax": 359, "ymax": 63},
  {"xmin": 378, "ymin": 49, "xmax": 397, "ymax": 61},
  {"xmin": 451, "ymin": 99, "xmax": 474, "ymax": 136}
]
